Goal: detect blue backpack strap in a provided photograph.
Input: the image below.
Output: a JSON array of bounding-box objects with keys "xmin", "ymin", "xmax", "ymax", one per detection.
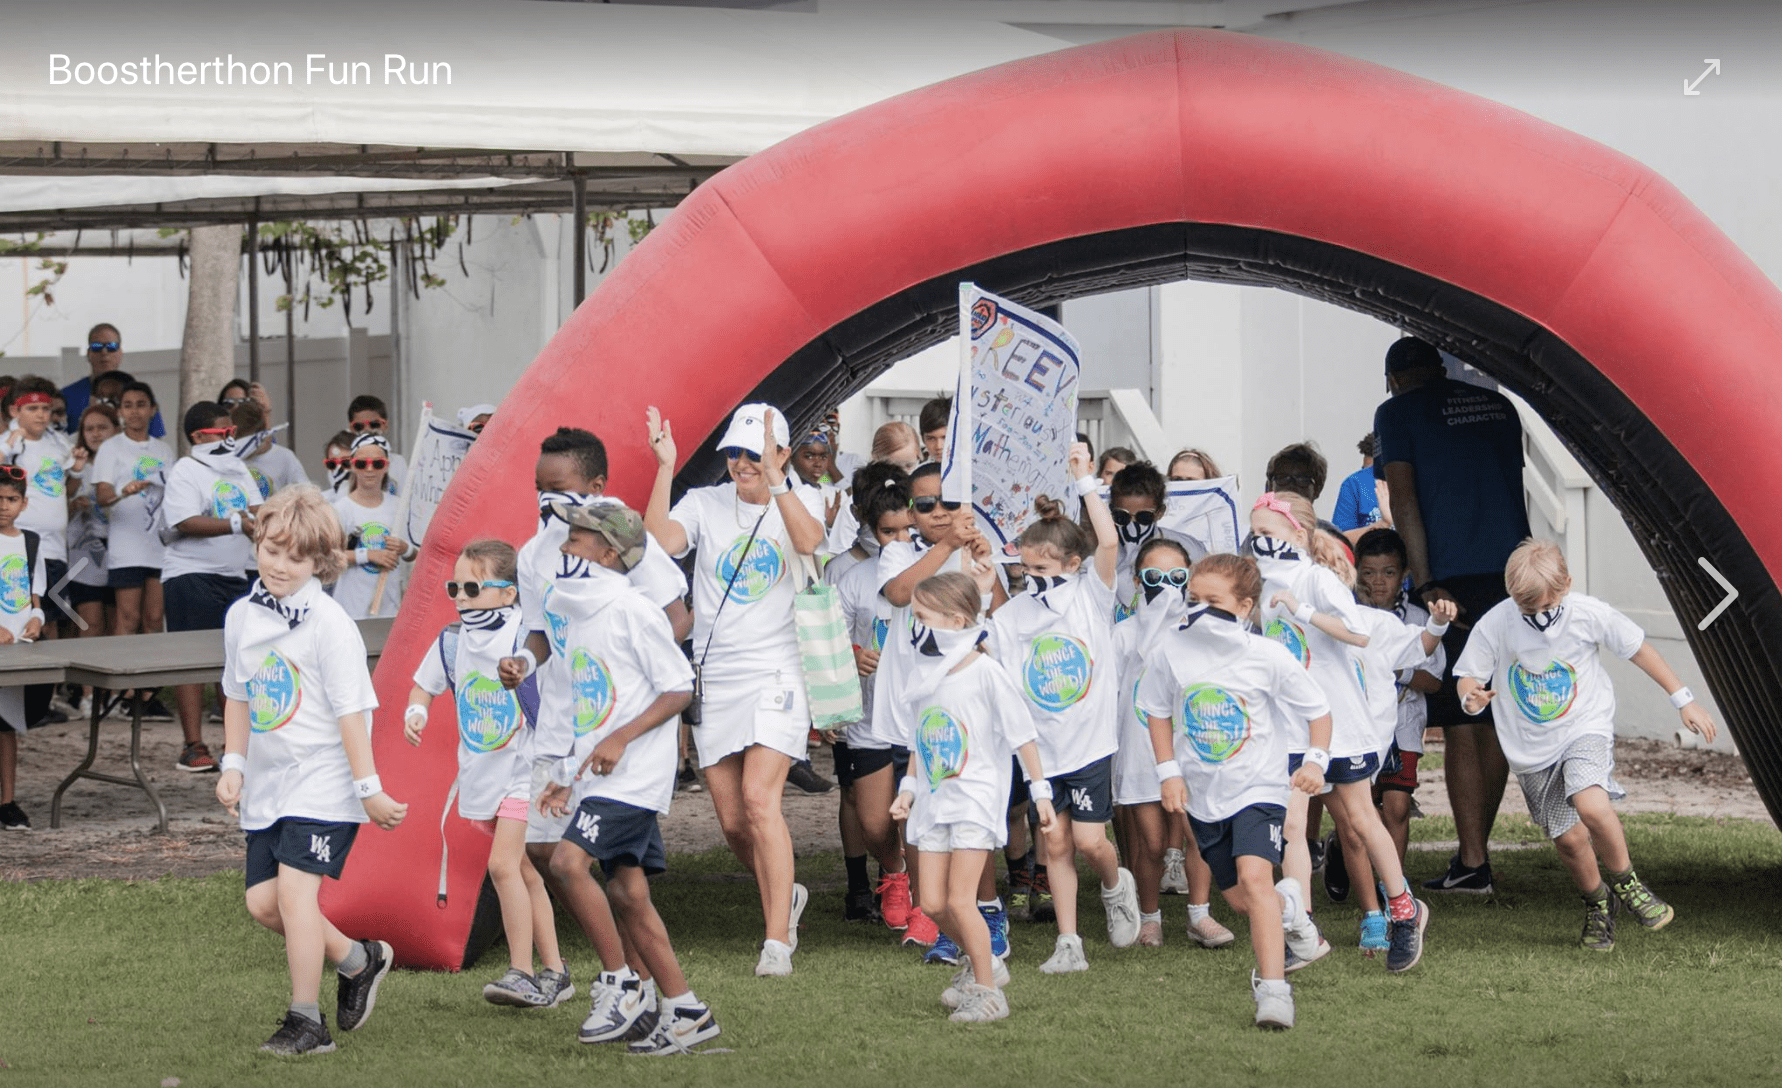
[
  {"xmin": 438, "ymin": 624, "xmax": 461, "ymax": 692},
  {"xmin": 511, "ymin": 626, "xmax": 540, "ymax": 726}
]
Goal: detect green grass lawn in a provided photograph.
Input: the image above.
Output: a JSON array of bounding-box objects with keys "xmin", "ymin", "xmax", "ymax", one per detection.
[{"xmin": 3, "ymin": 813, "xmax": 1780, "ymax": 1088}]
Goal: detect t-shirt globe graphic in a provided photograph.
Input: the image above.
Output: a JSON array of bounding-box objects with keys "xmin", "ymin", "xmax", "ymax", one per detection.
[
  {"xmin": 0, "ymin": 553, "xmax": 29, "ymax": 614},
  {"xmin": 1179, "ymin": 683, "xmax": 1251, "ymax": 763},
  {"xmin": 248, "ymin": 651, "xmax": 302, "ymax": 732},
  {"xmin": 568, "ymin": 648, "xmax": 616, "ymax": 737},
  {"xmin": 457, "ymin": 672, "xmax": 521, "ymax": 753},
  {"xmin": 356, "ymin": 521, "xmax": 393, "ymax": 574},
  {"xmin": 1508, "ymin": 660, "xmax": 1579, "ymax": 723},
  {"xmin": 543, "ymin": 587, "xmax": 569, "ymax": 656},
  {"xmin": 870, "ymin": 616, "xmax": 889, "ymax": 653},
  {"xmin": 716, "ymin": 534, "xmax": 784, "ymax": 604},
  {"xmin": 211, "ymin": 479, "xmax": 251, "ymax": 519},
  {"xmin": 132, "ymin": 454, "xmax": 163, "ymax": 482},
  {"xmin": 1023, "ymin": 633, "xmax": 1093, "ymax": 713},
  {"xmin": 32, "ymin": 456, "xmax": 64, "ymax": 498},
  {"xmin": 916, "ymin": 706, "xmax": 968, "ymax": 790},
  {"xmin": 250, "ymin": 465, "xmax": 274, "ymax": 500},
  {"xmin": 1264, "ymin": 617, "xmax": 1311, "ymax": 667}
]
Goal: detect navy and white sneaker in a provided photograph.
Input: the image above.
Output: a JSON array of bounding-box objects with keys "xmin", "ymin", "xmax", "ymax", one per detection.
[
  {"xmin": 628, "ymin": 1001, "xmax": 721, "ymax": 1056},
  {"xmin": 1386, "ymin": 899, "xmax": 1430, "ymax": 973},
  {"xmin": 535, "ymin": 965, "xmax": 575, "ymax": 1008},
  {"xmin": 1422, "ymin": 854, "xmax": 1493, "ymax": 894},
  {"xmin": 981, "ymin": 903, "xmax": 1010, "ymax": 959},
  {"xmin": 260, "ymin": 1011, "xmax": 336, "ymax": 1056},
  {"xmin": 336, "ymin": 940, "xmax": 393, "ymax": 1031},
  {"xmin": 483, "ymin": 968, "xmax": 547, "ymax": 1008},
  {"xmin": 924, "ymin": 930, "xmax": 961, "ymax": 965},
  {"xmin": 581, "ymin": 971, "xmax": 652, "ymax": 1044}
]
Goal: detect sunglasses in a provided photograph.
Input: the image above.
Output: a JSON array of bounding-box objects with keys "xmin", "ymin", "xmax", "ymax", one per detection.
[
  {"xmin": 1141, "ymin": 566, "xmax": 1192, "ymax": 589},
  {"xmin": 350, "ymin": 418, "xmax": 386, "ymax": 433},
  {"xmin": 221, "ymin": 396, "xmax": 249, "ymax": 407},
  {"xmin": 1269, "ymin": 474, "xmax": 1317, "ymax": 491},
  {"xmin": 445, "ymin": 579, "xmax": 514, "ymax": 599},
  {"xmin": 910, "ymin": 496, "xmax": 962, "ymax": 514},
  {"xmin": 1111, "ymin": 509, "xmax": 1158, "ymax": 529},
  {"xmin": 352, "ymin": 458, "xmax": 388, "ymax": 471},
  {"xmin": 193, "ymin": 426, "xmax": 236, "ymax": 439},
  {"xmin": 468, "ymin": 421, "xmax": 485, "ymax": 434},
  {"xmin": 720, "ymin": 446, "xmax": 762, "ymax": 463},
  {"xmin": 0, "ymin": 464, "xmax": 24, "ymax": 481},
  {"xmin": 89, "ymin": 341, "xmax": 120, "ymax": 352},
  {"xmin": 324, "ymin": 457, "xmax": 348, "ymax": 471}
]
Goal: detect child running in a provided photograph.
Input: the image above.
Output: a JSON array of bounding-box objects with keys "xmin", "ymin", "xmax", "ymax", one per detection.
[
  {"xmin": 214, "ymin": 485, "xmax": 406, "ymax": 1056},
  {"xmin": 890, "ymin": 572, "xmax": 1054, "ymax": 1023},
  {"xmin": 988, "ymin": 442, "xmax": 1141, "ymax": 971},
  {"xmin": 1139, "ymin": 553, "xmax": 1333, "ymax": 1030},
  {"xmin": 533, "ymin": 502, "xmax": 719, "ymax": 1054},
  {"xmin": 1454, "ymin": 538, "xmax": 1714, "ymax": 951},
  {"xmin": 405, "ymin": 539, "xmax": 568, "ymax": 1009},
  {"xmin": 328, "ymin": 433, "xmax": 412, "ymax": 619},
  {"xmin": 1250, "ymin": 491, "xmax": 1430, "ymax": 972},
  {"xmin": 1107, "ymin": 460, "xmax": 1206, "ymax": 622}
]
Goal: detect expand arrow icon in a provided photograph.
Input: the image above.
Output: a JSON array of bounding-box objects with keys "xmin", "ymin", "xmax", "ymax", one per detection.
[
  {"xmin": 1683, "ymin": 59, "xmax": 1721, "ymax": 96},
  {"xmin": 1696, "ymin": 557, "xmax": 1738, "ymax": 630}
]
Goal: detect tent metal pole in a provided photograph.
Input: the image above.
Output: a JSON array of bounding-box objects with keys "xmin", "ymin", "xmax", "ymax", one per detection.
[
  {"xmin": 284, "ymin": 255, "xmax": 296, "ymax": 447},
  {"xmin": 246, "ymin": 205, "xmax": 261, "ymax": 384},
  {"xmin": 572, "ymin": 164, "xmax": 587, "ymax": 306}
]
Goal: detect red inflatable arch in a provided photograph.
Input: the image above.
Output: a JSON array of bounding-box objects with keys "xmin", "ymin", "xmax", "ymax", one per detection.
[{"xmin": 326, "ymin": 29, "xmax": 1782, "ymax": 969}]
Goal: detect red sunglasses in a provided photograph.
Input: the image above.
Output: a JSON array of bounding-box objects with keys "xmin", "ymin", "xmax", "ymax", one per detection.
[
  {"xmin": 193, "ymin": 426, "xmax": 236, "ymax": 439},
  {"xmin": 350, "ymin": 418, "xmax": 386, "ymax": 433},
  {"xmin": 324, "ymin": 457, "xmax": 348, "ymax": 471},
  {"xmin": 0, "ymin": 464, "xmax": 24, "ymax": 481},
  {"xmin": 352, "ymin": 458, "xmax": 388, "ymax": 471}
]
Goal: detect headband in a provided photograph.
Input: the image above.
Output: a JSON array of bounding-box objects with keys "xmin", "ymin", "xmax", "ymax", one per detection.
[
  {"xmin": 349, "ymin": 432, "xmax": 391, "ymax": 456},
  {"xmin": 12, "ymin": 392, "xmax": 52, "ymax": 408},
  {"xmin": 1252, "ymin": 492, "xmax": 1304, "ymax": 532}
]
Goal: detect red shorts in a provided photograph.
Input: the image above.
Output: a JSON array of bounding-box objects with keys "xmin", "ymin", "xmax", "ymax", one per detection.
[{"xmin": 1376, "ymin": 746, "xmax": 1419, "ymax": 794}]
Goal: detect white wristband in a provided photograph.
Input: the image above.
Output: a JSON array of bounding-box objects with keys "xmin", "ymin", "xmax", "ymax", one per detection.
[
  {"xmin": 221, "ymin": 752, "xmax": 247, "ymax": 775},
  {"xmin": 405, "ymin": 704, "xmax": 428, "ymax": 725},
  {"xmin": 1463, "ymin": 688, "xmax": 1490, "ymax": 716},
  {"xmin": 354, "ymin": 774, "xmax": 383, "ymax": 799},
  {"xmin": 1073, "ymin": 474, "xmax": 1100, "ymax": 498},
  {"xmin": 980, "ymin": 591, "xmax": 995, "ymax": 612},
  {"xmin": 1293, "ymin": 603, "xmax": 1316, "ymax": 625},
  {"xmin": 26, "ymin": 606, "xmax": 45, "ymax": 624},
  {"xmin": 229, "ymin": 511, "xmax": 244, "ymax": 535},
  {"xmin": 1155, "ymin": 759, "xmax": 1184, "ymax": 783},
  {"xmin": 513, "ymin": 647, "xmax": 538, "ymax": 678},
  {"xmin": 1669, "ymin": 687, "xmax": 1695, "ymax": 710},
  {"xmin": 1425, "ymin": 617, "xmax": 1450, "ymax": 637},
  {"xmin": 354, "ymin": 546, "xmax": 370, "ymax": 566},
  {"xmin": 1301, "ymin": 747, "xmax": 1331, "ymax": 773},
  {"xmin": 768, "ymin": 478, "xmax": 792, "ymax": 496},
  {"xmin": 898, "ymin": 774, "xmax": 918, "ymax": 798},
  {"xmin": 1027, "ymin": 778, "xmax": 1054, "ymax": 802}
]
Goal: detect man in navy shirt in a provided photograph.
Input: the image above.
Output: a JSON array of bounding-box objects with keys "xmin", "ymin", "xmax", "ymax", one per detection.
[
  {"xmin": 1374, "ymin": 336, "xmax": 1530, "ymax": 895},
  {"xmin": 62, "ymin": 323, "xmax": 164, "ymax": 438},
  {"xmin": 1331, "ymin": 432, "xmax": 1386, "ymax": 542}
]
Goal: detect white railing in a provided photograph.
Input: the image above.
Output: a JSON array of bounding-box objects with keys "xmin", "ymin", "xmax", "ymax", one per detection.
[{"xmin": 1511, "ymin": 394, "xmax": 1593, "ymax": 594}]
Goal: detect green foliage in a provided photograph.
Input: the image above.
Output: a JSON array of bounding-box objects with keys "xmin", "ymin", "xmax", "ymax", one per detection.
[{"xmin": 257, "ymin": 217, "xmax": 458, "ymax": 320}]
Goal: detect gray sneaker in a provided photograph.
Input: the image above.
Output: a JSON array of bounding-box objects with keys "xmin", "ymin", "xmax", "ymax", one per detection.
[
  {"xmin": 1252, "ymin": 972, "xmax": 1294, "ymax": 1030},
  {"xmin": 1038, "ymin": 933, "xmax": 1089, "ymax": 974},
  {"xmin": 483, "ymin": 968, "xmax": 547, "ymax": 1008},
  {"xmin": 1275, "ymin": 878, "xmax": 1330, "ymax": 967},
  {"xmin": 535, "ymin": 965, "xmax": 575, "ymax": 1007},
  {"xmin": 1102, "ymin": 867, "xmax": 1142, "ymax": 948},
  {"xmin": 948, "ymin": 983, "xmax": 1010, "ymax": 1023},
  {"xmin": 1160, "ymin": 848, "xmax": 1189, "ymax": 895},
  {"xmin": 941, "ymin": 954, "xmax": 1011, "ymax": 1009}
]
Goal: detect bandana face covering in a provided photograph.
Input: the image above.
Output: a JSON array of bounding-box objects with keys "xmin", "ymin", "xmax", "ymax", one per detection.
[
  {"xmin": 1025, "ymin": 572, "xmax": 1075, "ymax": 610},
  {"xmin": 1140, "ymin": 578, "xmax": 1170, "ymax": 606},
  {"xmin": 249, "ymin": 580, "xmax": 309, "ymax": 629},
  {"xmin": 459, "ymin": 606, "xmax": 512, "ymax": 631},
  {"xmin": 538, "ymin": 489, "xmax": 584, "ymax": 525},
  {"xmin": 1523, "ymin": 604, "xmax": 1565, "ymax": 635},
  {"xmin": 913, "ymin": 623, "xmax": 984, "ymax": 658},
  {"xmin": 1250, "ymin": 534, "xmax": 1302, "ymax": 563},
  {"xmin": 1181, "ymin": 600, "xmax": 1242, "ymax": 629},
  {"xmin": 557, "ymin": 552, "xmax": 592, "ymax": 579},
  {"xmin": 1118, "ymin": 519, "xmax": 1156, "ymax": 547}
]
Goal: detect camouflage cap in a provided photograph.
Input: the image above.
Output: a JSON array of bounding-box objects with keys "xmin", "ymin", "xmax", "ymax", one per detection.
[{"xmin": 551, "ymin": 500, "xmax": 647, "ymax": 572}]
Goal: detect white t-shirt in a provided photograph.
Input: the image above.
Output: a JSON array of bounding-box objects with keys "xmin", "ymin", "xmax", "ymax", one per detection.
[
  {"xmin": 988, "ymin": 571, "xmax": 1120, "ymax": 778},
  {"xmin": 330, "ymin": 490, "xmax": 406, "ymax": 619},
  {"xmin": 246, "ymin": 444, "xmax": 310, "ymax": 500},
  {"xmin": 66, "ymin": 478, "xmax": 109, "ymax": 587},
  {"xmin": 669, "ymin": 482, "xmax": 823, "ymax": 684},
  {"xmin": 833, "ymin": 553, "xmax": 895, "ymax": 749},
  {"xmin": 1135, "ymin": 617, "xmax": 1332, "ymax": 823},
  {"xmin": 519, "ymin": 513, "xmax": 687, "ymax": 641},
  {"xmin": 1255, "ymin": 554, "xmax": 1373, "ymax": 758},
  {"xmin": 893, "ymin": 652, "xmax": 1038, "ymax": 845},
  {"xmin": 220, "ymin": 579, "xmax": 379, "ymax": 829},
  {"xmin": 93, "ymin": 433, "xmax": 172, "ymax": 571},
  {"xmin": 868, "ymin": 536, "xmax": 969, "ymax": 748},
  {"xmin": 159, "ymin": 452, "xmax": 257, "ymax": 581},
  {"xmin": 1453, "ymin": 593, "xmax": 1644, "ymax": 775},
  {"xmin": 7, "ymin": 430, "xmax": 72, "ymax": 562},
  {"xmin": 823, "ymin": 544, "xmax": 870, "ymax": 589},
  {"xmin": 1113, "ymin": 587, "xmax": 1184, "ymax": 802},
  {"xmin": 412, "ymin": 613, "xmax": 533, "ymax": 821},
  {"xmin": 0, "ymin": 529, "xmax": 47, "ymax": 638},
  {"xmin": 539, "ymin": 569, "xmax": 695, "ymax": 815},
  {"xmin": 1353, "ymin": 605, "xmax": 1437, "ymax": 757},
  {"xmin": 1387, "ymin": 596, "xmax": 1444, "ymax": 754}
]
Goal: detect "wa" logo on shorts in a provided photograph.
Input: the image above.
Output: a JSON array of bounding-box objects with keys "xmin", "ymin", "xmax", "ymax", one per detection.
[
  {"xmin": 309, "ymin": 834, "xmax": 332, "ymax": 865},
  {"xmin": 1268, "ymin": 824, "xmax": 1284, "ymax": 852},
  {"xmin": 574, "ymin": 810, "xmax": 601, "ymax": 843},
  {"xmin": 1071, "ymin": 787, "xmax": 1093, "ymax": 812}
]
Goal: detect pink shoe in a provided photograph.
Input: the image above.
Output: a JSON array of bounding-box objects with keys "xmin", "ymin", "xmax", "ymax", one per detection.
[
  {"xmin": 879, "ymin": 871, "xmax": 913, "ymax": 931},
  {"xmin": 902, "ymin": 907, "xmax": 939, "ymax": 948}
]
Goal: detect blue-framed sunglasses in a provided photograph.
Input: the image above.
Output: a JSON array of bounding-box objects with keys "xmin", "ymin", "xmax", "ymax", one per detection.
[
  {"xmin": 445, "ymin": 579, "xmax": 514, "ymax": 599},
  {"xmin": 720, "ymin": 446, "xmax": 762, "ymax": 463},
  {"xmin": 1140, "ymin": 567, "xmax": 1191, "ymax": 589}
]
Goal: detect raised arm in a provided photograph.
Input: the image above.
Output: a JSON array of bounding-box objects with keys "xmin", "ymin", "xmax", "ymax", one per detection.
[
  {"xmin": 1069, "ymin": 442, "xmax": 1119, "ymax": 589},
  {"xmin": 759, "ymin": 409, "xmax": 826, "ymax": 557},
  {"xmin": 644, "ymin": 407, "xmax": 689, "ymax": 558}
]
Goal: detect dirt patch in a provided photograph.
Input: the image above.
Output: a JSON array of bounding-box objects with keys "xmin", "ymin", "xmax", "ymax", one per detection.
[{"xmin": 0, "ymin": 714, "xmax": 1770, "ymax": 883}]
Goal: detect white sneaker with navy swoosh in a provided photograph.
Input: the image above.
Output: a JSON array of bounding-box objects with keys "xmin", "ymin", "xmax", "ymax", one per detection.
[{"xmin": 628, "ymin": 1000, "xmax": 721, "ymax": 1055}]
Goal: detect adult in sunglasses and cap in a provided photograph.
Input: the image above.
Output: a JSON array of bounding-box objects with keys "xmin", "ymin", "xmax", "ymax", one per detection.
[
  {"xmin": 644, "ymin": 401, "xmax": 827, "ymax": 977},
  {"xmin": 327, "ymin": 433, "xmax": 412, "ymax": 619},
  {"xmin": 61, "ymin": 323, "xmax": 165, "ymax": 438}
]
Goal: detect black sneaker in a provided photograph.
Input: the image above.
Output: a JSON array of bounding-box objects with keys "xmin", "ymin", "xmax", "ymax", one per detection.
[
  {"xmin": 1322, "ymin": 832, "xmax": 1349, "ymax": 903},
  {"xmin": 0, "ymin": 801, "xmax": 29, "ymax": 831},
  {"xmin": 139, "ymin": 694, "xmax": 174, "ymax": 722},
  {"xmin": 260, "ymin": 1011, "xmax": 336, "ymax": 1056},
  {"xmin": 676, "ymin": 759, "xmax": 702, "ymax": 792},
  {"xmin": 336, "ymin": 939, "xmax": 393, "ymax": 1031},
  {"xmin": 844, "ymin": 888, "xmax": 880, "ymax": 924},
  {"xmin": 1386, "ymin": 899, "xmax": 1429, "ymax": 973},
  {"xmin": 1307, "ymin": 837, "xmax": 1327, "ymax": 876},
  {"xmin": 786, "ymin": 761, "xmax": 833, "ymax": 795},
  {"xmin": 1422, "ymin": 854, "xmax": 1493, "ymax": 894}
]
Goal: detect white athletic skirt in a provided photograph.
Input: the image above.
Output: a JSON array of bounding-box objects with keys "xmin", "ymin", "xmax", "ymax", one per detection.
[{"xmin": 693, "ymin": 667, "xmax": 811, "ymax": 769}]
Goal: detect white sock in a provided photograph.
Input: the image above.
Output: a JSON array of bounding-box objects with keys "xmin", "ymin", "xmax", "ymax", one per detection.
[
  {"xmin": 1187, "ymin": 902, "xmax": 1211, "ymax": 925},
  {"xmin": 977, "ymin": 897, "xmax": 1003, "ymax": 911},
  {"xmin": 1140, "ymin": 910, "xmax": 1162, "ymax": 925},
  {"xmin": 663, "ymin": 990, "xmax": 699, "ymax": 1010},
  {"xmin": 763, "ymin": 938, "xmax": 792, "ymax": 953},
  {"xmin": 641, "ymin": 978, "xmax": 658, "ymax": 1009}
]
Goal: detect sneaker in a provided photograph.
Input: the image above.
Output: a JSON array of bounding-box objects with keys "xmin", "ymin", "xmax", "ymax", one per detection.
[
  {"xmin": 755, "ymin": 939, "xmax": 793, "ymax": 977},
  {"xmin": 941, "ymin": 954, "xmax": 1011, "ymax": 1009},
  {"xmin": 0, "ymin": 801, "xmax": 30, "ymax": 831},
  {"xmin": 1251, "ymin": 972, "xmax": 1294, "ymax": 1031},
  {"xmin": 1359, "ymin": 911, "xmax": 1389, "ymax": 956},
  {"xmin": 1386, "ymin": 899, "xmax": 1430, "ymax": 973},
  {"xmin": 902, "ymin": 907, "xmax": 939, "ymax": 948},
  {"xmin": 581, "ymin": 971, "xmax": 651, "ymax": 1043},
  {"xmin": 336, "ymin": 940, "xmax": 393, "ymax": 1030},
  {"xmin": 1322, "ymin": 832, "xmax": 1349, "ymax": 903},
  {"xmin": 1187, "ymin": 912, "xmax": 1237, "ymax": 949},
  {"xmin": 675, "ymin": 760, "xmax": 702, "ymax": 793},
  {"xmin": 1102, "ymin": 868, "xmax": 1141, "ymax": 948},
  {"xmin": 1137, "ymin": 919, "xmax": 1164, "ymax": 947},
  {"xmin": 1608, "ymin": 870, "xmax": 1675, "ymax": 930},
  {"xmin": 1006, "ymin": 864, "xmax": 1032, "ymax": 919},
  {"xmin": 628, "ymin": 1000, "xmax": 721, "ymax": 1055},
  {"xmin": 787, "ymin": 882, "xmax": 809, "ymax": 952},
  {"xmin": 1307, "ymin": 837, "xmax": 1327, "ymax": 876},
  {"xmin": 139, "ymin": 694, "xmax": 174, "ymax": 722},
  {"xmin": 1276, "ymin": 879, "xmax": 1329, "ymax": 968},
  {"xmin": 878, "ymin": 870, "xmax": 912, "ymax": 931},
  {"xmin": 176, "ymin": 741, "xmax": 218, "ymax": 774},
  {"xmin": 483, "ymin": 968, "xmax": 547, "ymax": 1008},
  {"xmin": 1581, "ymin": 891, "xmax": 1618, "ymax": 952},
  {"xmin": 844, "ymin": 888, "xmax": 881, "ymax": 924},
  {"xmin": 1160, "ymin": 848, "xmax": 1190, "ymax": 896},
  {"xmin": 947, "ymin": 983, "xmax": 1011, "ymax": 1024},
  {"xmin": 260, "ymin": 1011, "xmax": 336, "ymax": 1056},
  {"xmin": 982, "ymin": 903, "xmax": 1010, "ymax": 959},
  {"xmin": 1038, "ymin": 933, "xmax": 1089, "ymax": 974},
  {"xmin": 1030, "ymin": 867, "xmax": 1056, "ymax": 924},
  {"xmin": 924, "ymin": 931, "xmax": 961, "ymax": 965},
  {"xmin": 535, "ymin": 965, "xmax": 575, "ymax": 1007},
  {"xmin": 786, "ymin": 761, "xmax": 834, "ymax": 795},
  {"xmin": 1422, "ymin": 853, "xmax": 1494, "ymax": 894}
]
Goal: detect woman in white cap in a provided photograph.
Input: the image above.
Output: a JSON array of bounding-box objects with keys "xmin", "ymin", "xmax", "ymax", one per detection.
[{"xmin": 644, "ymin": 402, "xmax": 827, "ymax": 977}]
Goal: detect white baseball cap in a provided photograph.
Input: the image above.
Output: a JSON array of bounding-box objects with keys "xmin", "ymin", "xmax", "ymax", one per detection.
[{"xmin": 716, "ymin": 402, "xmax": 790, "ymax": 457}]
